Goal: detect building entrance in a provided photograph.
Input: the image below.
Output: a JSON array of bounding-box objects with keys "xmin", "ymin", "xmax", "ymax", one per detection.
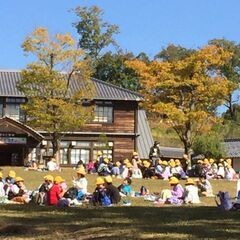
[{"xmin": 0, "ymin": 145, "xmax": 25, "ymax": 166}]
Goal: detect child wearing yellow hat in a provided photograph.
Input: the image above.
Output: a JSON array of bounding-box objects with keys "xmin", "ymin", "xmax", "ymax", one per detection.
[
  {"xmin": 91, "ymin": 177, "xmax": 111, "ymax": 206},
  {"xmin": 104, "ymin": 176, "xmax": 121, "ymax": 204},
  {"xmin": 97, "ymin": 158, "xmax": 111, "ymax": 176},
  {"xmin": 184, "ymin": 178, "xmax": 200, "ymax": 204},
  {"xmin": 73, "ymin": 168, "xmax": 88, "ymax": 201},
  {"xmin": 167, "ymin": 177, "xmax": 184, "ymax": 204},
  {"xmin": 111, "ymin": 162, "xmax": 121, "ymax": 177},
  {"xmin": 159, "ymin": 161, "xmax": 171, "ymax": 180}
]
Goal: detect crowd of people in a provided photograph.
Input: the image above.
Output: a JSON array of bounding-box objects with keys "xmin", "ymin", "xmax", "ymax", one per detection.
[
  {"xmin": 0, "ymin": 168, "xmax": 216, "ymax": 207},
  {"xmin": 0, "ymin": 140, "xmax": 239, "ymax": 208}
]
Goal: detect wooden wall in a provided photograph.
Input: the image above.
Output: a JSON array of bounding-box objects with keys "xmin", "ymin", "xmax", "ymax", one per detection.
[{"xmin": 81, "ymin": 101, "xmax": 137, "ymax": 133}]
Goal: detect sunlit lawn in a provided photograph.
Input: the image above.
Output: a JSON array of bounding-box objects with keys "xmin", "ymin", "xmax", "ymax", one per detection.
[{"xmin": 0, "ymin": 167, "xmax": 239, "ymax": 239}]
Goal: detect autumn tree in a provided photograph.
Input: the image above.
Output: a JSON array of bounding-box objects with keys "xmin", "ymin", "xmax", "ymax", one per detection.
[
  {"xmin": 18, "ymin": 27, "xmax": 94, "ymax": 163},
  {"xmin": 127, "ymin": 45, "xmax": 234, "ymax": 157},
  {"xmin": 209, "ymin": 39, "xmax": 240, "ymax": 119},
  {"xmin": 74, "ymin": 6, "xmax": 119, "ymax": 61}
]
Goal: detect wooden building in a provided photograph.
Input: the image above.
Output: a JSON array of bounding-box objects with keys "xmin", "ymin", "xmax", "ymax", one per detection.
[{"xmin": 0, "ymin": 70, "xmax": 153, "ymax": 166}]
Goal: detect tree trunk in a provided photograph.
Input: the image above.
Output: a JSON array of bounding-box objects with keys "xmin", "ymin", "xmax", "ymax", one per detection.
[{"xmin": 52, "ymin": 132, "xmax": 61, "ymax": 165}]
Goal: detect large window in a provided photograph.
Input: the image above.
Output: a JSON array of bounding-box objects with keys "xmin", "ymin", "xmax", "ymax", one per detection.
[
  {"xmin": 71, "ymin": 149, "xmax": 90, "ymax": 165},
  {"xmin": 5, "ymin": 98, "xmax": 26, "ymax": 121},
  {"xmin": 94, "ymin": 101, "xmax": 113, "ymax": 123}
]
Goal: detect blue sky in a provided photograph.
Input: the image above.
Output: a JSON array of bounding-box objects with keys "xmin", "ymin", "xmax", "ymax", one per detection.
[
  {"xmin": 1, "ymin": 0, "xmax": 240, "ymax": 70},
  {"xmin": 0, "ymin": 0, "xmax": 239, "ymax": 113}
]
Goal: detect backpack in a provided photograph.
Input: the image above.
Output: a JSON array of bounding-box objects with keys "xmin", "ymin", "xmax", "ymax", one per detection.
[
  {"xmin": 215, "ymin": 191, "xmax": 233, "ymax": 211},
  {"xmin": 101, "ymin": 191, "xmax": 112, "ymax": 206},
  {"xmin": 63, "ymin": 187, "xmax": 78, "ymax": 200}
]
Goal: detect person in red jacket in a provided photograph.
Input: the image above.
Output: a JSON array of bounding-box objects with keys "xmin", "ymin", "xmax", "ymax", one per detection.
[{"xmin": 47, "ymin": 176, "xmax": 63, "ymax": 206}]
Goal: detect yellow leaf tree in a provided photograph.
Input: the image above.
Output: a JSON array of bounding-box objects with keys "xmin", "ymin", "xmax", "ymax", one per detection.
[
  {"xmin": 18, "ymin": 27, "xmax": 95, "ymax": 163},
  {"xmin": 127, "ymin": 45, "xmax": 235, "ymax": 159}
]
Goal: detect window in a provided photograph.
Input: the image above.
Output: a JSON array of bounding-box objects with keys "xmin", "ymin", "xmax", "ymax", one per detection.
[
  {"xmin": 94, "ymin": 101, "xmax": 113, "ymax": 123},
  {"xmin": 70, "ymin": 149, "xmax": 90, "ymax": 164},
  {"xmin": 60, "ymin": 148, "xmax": 68, "ymax": 164}
]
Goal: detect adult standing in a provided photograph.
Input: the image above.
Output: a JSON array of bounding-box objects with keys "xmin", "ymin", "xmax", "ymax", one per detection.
[{"xmin": 149, "ymin": 141, "xmax": 163, "ymax": 167}]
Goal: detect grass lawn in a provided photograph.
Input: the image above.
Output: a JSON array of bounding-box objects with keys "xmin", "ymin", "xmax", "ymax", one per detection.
[{"xmin": 0, "ymin": 167, "xmax": 239, "ymax": 239}]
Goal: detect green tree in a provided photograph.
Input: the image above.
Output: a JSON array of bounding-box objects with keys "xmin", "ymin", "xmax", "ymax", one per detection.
[
  {"xmin": 93, "ymin": 51, "xmax": 140, "ymax": 91},
  {"xmin": 192, "ymin": 126, "xmax": 225, "ymax": 159},
  {"xmin": 209, "ymin": 39, "xmax": 240, "ymax": 119},
  {"xmin": 74, "ymin": 6, "xmax": 119, "ymax": 61},
  {"xmin": 18, "ymin": 27, "xmax": 94, "ymax": 163},
  {"xmin": 128, "ymin": 45, "xmax": 233, "ymax": 156},
  {"xmin": 154, "ymin": 44, "xmax": 195, "ymax": 62}
]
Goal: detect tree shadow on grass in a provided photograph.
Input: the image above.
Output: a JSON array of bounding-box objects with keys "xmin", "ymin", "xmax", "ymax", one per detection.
[{"xmin": 0, "ymin": 205, "xmax": 239, "ymax": 239}]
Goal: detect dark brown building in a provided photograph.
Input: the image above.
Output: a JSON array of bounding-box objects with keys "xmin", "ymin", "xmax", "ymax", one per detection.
[{"xmin": 0, "ymin": 70, "xmax": 153, "ymax": 166}]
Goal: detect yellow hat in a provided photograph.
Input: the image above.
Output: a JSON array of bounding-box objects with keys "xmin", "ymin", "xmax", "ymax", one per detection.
[
  {"xmin": 51, "ymin": 157, "xmax": 56, "ymax": 162},
  {"xmin": 169, "ymin": 177, "xmax": 179, "ymax": 185},
  {"xmin": 96, "ymin": 177, "xmax": 105, "ymax": 185},
  {"xmin": 175, "ymin": 159, "xmax": 181, "ymax": 166},
  {"xmin": 97, "ymin": 151, "xmax": 102, "ymax": 156},
  {"xmin": 162, "ymin": 160, "xmax": 168, "ymax": 166},
  {"xmin": 169, "ymin": 159, "xmax": 174, "ymax": 163},
  {"xmin": 44, "ymin": 175, "xmax": 54, "ymax": 182},
  {"xmin": 209, "ymin": 158, "xmax": 215, "ymax": 164},
  {"xmin": 126, "ymin": 162, "xmax": 133, "ymax": 168},
  {"xmin": 103, "ymin": 158, "xmax": 109, "ymax": 164},
  {"xmin": 158, "ymin": 159, "xmax": 162, "ymax": 165},
  {"xmin": 132, "ymin": 151, "xmax": 138, "ymax": 156},
  {"xmin": 219, "ymin": 158, "xmax": 224, "ymax": 162},
  {"xmin": 76, "ymin": 168, "xmax": 86, "ymax": 175},
  {"xmin": 116, "ymin": 161, "xmax": 121, "ymax": 167},
  {"xmin": 54, "ymin": 176, "xmax": 65, "ymax": 184},
  {"xmin": 226, "ymin": 158, "xmax": 232, "ymax": 166},
  {"xmin": 8, "ymin": 170, "xmax": 16, "ymax": 178},
  {"xmin": 143, "ymin": 161, "xmax": 150, "ymax": 168},
  {"xmin": 0, "ymin": 172, "xmax": 2, "ymax": 178},
  {"xmin": 137, "ymin": 159, "xmax": 142, "ymax": 164},
  {"xmin": 105, "ymin": 175, "xmax": 113, "ymax": 183},
  {"xmin": 197, "ymin": 160, "xmax": 203, "ymax": 164},
  {"xmin": 169, "ymin": 161, "xmax": 176, "ymax": 168},
  {"xmin": 185, "ymin": 178, "xmax": 195, "ymax": 185},
  {"xmin": 124, "ymin": 158, "xmax": 130, "ymax": 164},
  {"xmin": 15, "ymin": 177, "xmax": 24, "ymax": 182},
  {"xmin": 203, "ymin": 158, "xmax": 209, "ymax": 165}
]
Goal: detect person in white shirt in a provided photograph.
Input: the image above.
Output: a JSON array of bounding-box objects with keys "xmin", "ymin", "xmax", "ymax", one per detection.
[
  {"xmin": 47, "ymin": 158, "xmax": 58, "ymax": 171},
  {"xmin": 72, "ymin": 168, "xmax": 88, "ymax": 200},
  {"xmin": 184, "ymin": 178, "xmax": 200, "ymax": 204}
]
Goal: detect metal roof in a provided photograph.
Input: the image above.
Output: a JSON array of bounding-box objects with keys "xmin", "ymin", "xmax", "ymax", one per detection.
[
  {"xmin": 224, "ymin": 139, "xmax": 240, "ymax": 158},
  {"xmin": 0, "ymin": 116, "xmax": 44, "ymax": 141},
  {"xmin": 137, "ymin": 110, "xmax": 185, "ymax": 159},
  {"xmin": 159, "ymin": 146, "xmax": 184, "ymax": 159},
  {"xmin": 0, "ymin": 70, "xmax": 142, "ymax": 101},
  {"xmin": 137, "ymin": 110, "xmax": 154, "ymax": 159}
]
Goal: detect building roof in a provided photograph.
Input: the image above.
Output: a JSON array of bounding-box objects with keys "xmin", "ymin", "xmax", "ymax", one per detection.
[
  {"xmin": 137, "ymin": 110, "xmax": 154, "ymax": 159},
  {"xmin": 0, "ymin": 116, "xmax": 44, "ymax": 142},
  {"xmin": 0, "ymin": 70, "xmax": 142, "ymax": 101},
  {"xmin": 159, "ymin": 146, "xmax": 185, "ymax": 159},
  {"xmin": 224, "ymin": 139, "xmax": 240, "ymax": 158}
]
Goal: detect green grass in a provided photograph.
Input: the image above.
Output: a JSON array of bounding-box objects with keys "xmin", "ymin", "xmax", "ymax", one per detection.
[{"xmin": 0, "ymin": 167, "xmax": 239, "ymax": 239}]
